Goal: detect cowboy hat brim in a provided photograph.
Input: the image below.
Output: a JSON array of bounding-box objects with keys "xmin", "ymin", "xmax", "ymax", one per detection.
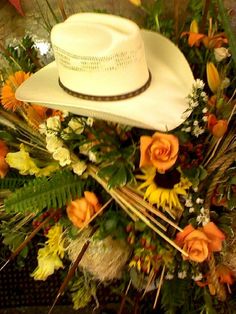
[{"xmin": 16, "ymin": 30, "xmax": 194, "ymax": 131}]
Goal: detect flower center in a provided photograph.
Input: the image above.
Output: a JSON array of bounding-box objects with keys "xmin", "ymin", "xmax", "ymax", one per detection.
[{"xmin": 154, "ymin": 168, "xmax": 181, "ymax": 189}]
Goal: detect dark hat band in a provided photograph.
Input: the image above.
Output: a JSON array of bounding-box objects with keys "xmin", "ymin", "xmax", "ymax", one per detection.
[{"xmin": 58, "ymin": 71, "xmax": 151, "ymax": 102}]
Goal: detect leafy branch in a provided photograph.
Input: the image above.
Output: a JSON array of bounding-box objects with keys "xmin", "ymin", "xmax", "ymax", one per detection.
[{"xmin": 4, "ymin": 170, "xmax": 85, "ymax": 214}]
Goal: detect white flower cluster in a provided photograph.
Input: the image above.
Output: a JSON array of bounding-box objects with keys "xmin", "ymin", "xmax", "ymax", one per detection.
[
  {"xmin": 196, "ymin": 207, "xmax": 210, "ymax": 226},
  {"xmin": 181, "ymin": 79, "xmax": 208, "ymax": 137},
  {"xmin": 185, "ymin": 196, "xmax": 194, "ymax": 213},
  {"xmin": 39, "ymin": 115, "xmax": 88, "ymax": 175},
  {"xmin": 178, "ymin": 270, "xmax": 187, "ymax": 279},
  {"xmin": 185, "ymin": 195, "xmax": 209, "ymax": 225},
  {"xmin": 192, "ymin": 272, "xmax": 203, "ymax": 281}
]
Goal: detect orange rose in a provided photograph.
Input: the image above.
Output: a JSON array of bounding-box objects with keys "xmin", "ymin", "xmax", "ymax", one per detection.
[
  {"xmin": 139, "ymin": 132, "xmax": 179, "ymax": 173},
  {"xmin": 0, "ymin": 140, "xmax": 9, "ymax": 178},
  {"xmin": 66, "ymin": 191, "xmax": 101, "ymax": 228},
  {"xmin": 175, "ymin": 222, "xmax": 225, "ymax": 263}
]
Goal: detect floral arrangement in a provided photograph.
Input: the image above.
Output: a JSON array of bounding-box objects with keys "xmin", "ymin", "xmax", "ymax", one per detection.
[{"xmin": 0, "ymin": 0, "xmax": 236, "ymax": 313}]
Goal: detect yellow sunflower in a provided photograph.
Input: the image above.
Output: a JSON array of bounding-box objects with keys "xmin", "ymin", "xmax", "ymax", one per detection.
[
  {"xmin": 1, "ymin": 71, "xmax": 30, "ymax": 111},
  {"xmin": 137, "ymin": 167, "xmax": 191, "ymax": 216}
]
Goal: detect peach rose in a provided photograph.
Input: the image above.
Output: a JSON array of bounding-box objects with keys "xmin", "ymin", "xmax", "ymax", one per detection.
[
  {"xmin": 175, "ymin": 222, "xmax": 225, "ymax": 263},
  {"xmin": 66, "ymin": 191, "xmax": 101, "ymax": 228},
  {"xmin": 139, "ymin": 132, "xmax": 179, "ymax": 173},
  {"xmin": 0, "ymin": 140, "xmax": 9, "ymax": 178}
]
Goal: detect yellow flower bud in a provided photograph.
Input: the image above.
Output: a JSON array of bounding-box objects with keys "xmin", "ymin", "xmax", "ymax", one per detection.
[
  {"xmin": 190, "ymin": 20, "xmax": 199, "ymax": 33},
  {"xmin": 128, "ymin": 0, "xmax": 141, "ymax": 6},
  {"xmin": 206, "ymin": 62, "xmax": 221, "ymax": 94}
]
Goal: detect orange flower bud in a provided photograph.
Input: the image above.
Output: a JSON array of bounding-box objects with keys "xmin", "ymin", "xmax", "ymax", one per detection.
[
  {"xmin": 0, "ymin": 140, "xmax": 9, "ymax": 178},
  {"xmin": 216, "ymin": 264, "xmax": 234, "ymax": 285},
  {"xmin": 206, "ymin": 62, "xmax": 221, "ymax": 94},
  {"xmin": 211, "ymin": 119, "xmax": 227, "ymax": 137},
  {"xmin": 208, "ymin": 114, "xmax": 227, "ymax": 137}
]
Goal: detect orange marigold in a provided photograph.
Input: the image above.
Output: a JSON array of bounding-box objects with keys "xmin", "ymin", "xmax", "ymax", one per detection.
[{"xmin": 1, "ymin": 71, "xmax": 30, "ymax": 111}]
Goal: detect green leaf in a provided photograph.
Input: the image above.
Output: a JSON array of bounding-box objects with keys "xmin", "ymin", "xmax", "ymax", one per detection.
[
  {"xmin": 199, "ymin": 166, "xmax": 208, "ymax": 181},
  {"xmin": 0, "ymin": 172, "xmax": 32, "ymax": 191},
  {"xmin": 4, "ymin": 170, "xmax": 85, "ymax": 214},
  {"xmin": 230, "ymin": 176, "xmax": 236, "ymax": 185},
  {"xmin": 0, "ymin": 131, "xmax": 15, "ymax": 142}
]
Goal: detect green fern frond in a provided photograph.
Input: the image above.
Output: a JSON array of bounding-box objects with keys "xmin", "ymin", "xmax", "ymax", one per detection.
[
  {"xmin": 0, "ymin": 172, "xmax": 32, "ymax": 191},
  {"xmin": 4, "ymin": 170, "xmax": 85, "ymax": 214}
]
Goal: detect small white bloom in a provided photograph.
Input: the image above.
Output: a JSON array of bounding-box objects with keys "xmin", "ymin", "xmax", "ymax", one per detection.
[
  {"xmin": 194, "ymin": 79, "xmax": 205, "ymax": 90},
  {"xmin": 86, "ymin": 117, "xmax": 94, "ymax": 127},
  {"xmin": 193, "ymin": 120, "xmax": 199, "ymax": 126},
  {"xmin": 202, "ymin": 116, "xmax": 208, "ymax": 122},
  {"xmin": 178, "ymin": 271, "xmax": 187, "ymax": 279},
  {"xmin": 34, "ymin": 40, "xmax": 50, "ymax": 55},
  {"xmin": 62, "ymin": 110, "xmax": 69, "ymax": 118},
  {"xmin": 53, "ymin": 147, "xmax": 71, "ymax": 167},
  {"xmin": 185, "ymin": 198, "xmax": 193, "ymax": 207},
  {"xmin": 221, "ymin": 77, "xmax": 230, "ymax": 89},
  {"xmin": 190, "ymin": 100, "xmax": 199, "ymax": 108},
  {"xmin": 46, "ymin": 116, "xmax": 61, "ymax": 133},
  {"xmin": 60, "ymin": 127, "xmax": 71, "ymax": 140},
  {"xmin": 68, "ymin": 117, "xmax": 84, "ymax": 134},
  {"xmin": 192, "ymin": 273, "xmax": 203, "ymax": 281},
  {"xmin": 79, "ymin": 143, "xmax": 94, "ymax": 156},
  {"xmin": 196, "ymin": 198, "xmax": 204, "ymax": 204},
  {"xmin": 200, "ymin": 207, "xmax": 205, "ymax": 214},
  {"xmin": 185, "ymin": 127, "xmax": 192, "ymax": 133},
  {"xmin": 196, "ymin": 211, "xmax": 209, "ymax": 226},
  {"xmin": 88, "ymin": 151, "xmax": 97, "ymax": 162},
  {"xmin": 200, "ymin": 91, "xmax": 207, "ymax": 98},
  {"xmin": 165, "ymin": 272, "xmax": 174, "ymax": 280},
  {"xmin": 39, "ymin": 122, "xmax": 47, "ymax": 135},
  {"xmin": 202, "ymin": 107, "xmax": 208, "ymax": 113},
  {"xmin": 202, "ymin": 217, "xmax": 210, "ymax": 226},
  {"xmin": 193, "ymin": 126, "xmax": 205, "ymax": 137},
  {"xmin": 189, "ymin": 207, "xmax": 195, "ymax": 213},
  {"xmin": 72, "ymin": 160, "xmax": 87, "ymax": 176},
  {"xmin": 214, "ymin": 47, "xmax": 231, "ymax": 62},
  {"xmin": 46, "ymin": 135, "xmax": 63, "ymax": 153}
]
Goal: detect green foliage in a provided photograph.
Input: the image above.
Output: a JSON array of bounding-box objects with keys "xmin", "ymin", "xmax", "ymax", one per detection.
[
  {"xmin": 182, "ymin": 165, "xmax": 207, "ymax": 186},
  {"xmin": 70, "ymin": 274, "xmax": 97, "ymax": 310},
  {"xmin": 0, "ymin": 172, "xmax": 32, "ymax": 191},
  {"xmin": 144, "ymin": 1, "xmax": 174, "ymax": 38},
  {"xmin": 96, "ymin": 207, "xmax": 129, "ymax": 240},
  {"xmin": 4, "ymin": 170, "xmax": 85, "ymax": 214},
  {"xmin": 217, "ymin": 0, "xmax": 236, "ymax": 65},
  {"xmin": 88, "ymin": 122, "xmax": 137, "ymax": 188},
  {"xmin": 2, "ymin": 36, "xmax": 40, "ymax": 72},
  {"xmin": 98, "ymin": 160, "xmax": 135, "ymax": 189},
  {"xmin": 0, "ymin": 213, "xmax": 31, "ymax": 261},
  {"xmin": 161, "ymin": 279, "xmax": 205, "ymax": 314}
]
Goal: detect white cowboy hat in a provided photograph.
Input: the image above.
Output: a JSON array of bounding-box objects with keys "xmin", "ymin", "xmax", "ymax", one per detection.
[{"xmin": 16, "ymin": 13, "xmax": 194, "ymax": 131}]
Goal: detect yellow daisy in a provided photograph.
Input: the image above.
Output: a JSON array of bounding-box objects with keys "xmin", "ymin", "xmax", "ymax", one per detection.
[
  {"xmin": 1, "ymin": 71, "xmax": 30, "ymax": 111},
  {"xmin": 137, "ymin": 167, "xmax": 191, "ymax": 216}
]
